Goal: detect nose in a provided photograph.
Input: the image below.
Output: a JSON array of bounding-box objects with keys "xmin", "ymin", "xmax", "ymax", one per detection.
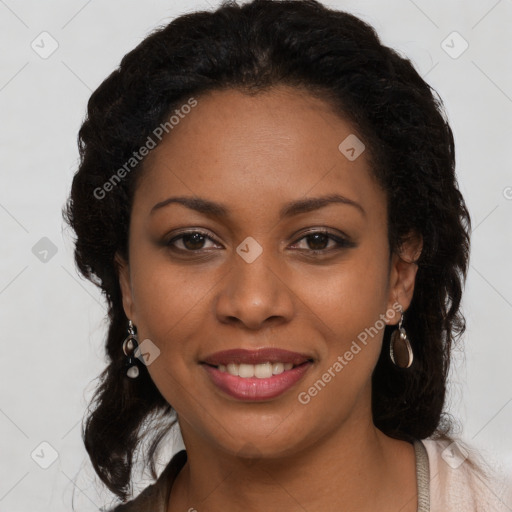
[{"xmin": 214, "ymin": 244, "xmax": 295, "ymax": 330}]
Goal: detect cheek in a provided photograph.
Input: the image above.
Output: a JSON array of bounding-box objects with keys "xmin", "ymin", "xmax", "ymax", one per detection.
[
  {"xmin": 129, "ymin": 260, "xmax": 212, "ymax": 411},
  {"xmin": 293, "ymin": 263, "xmax": 389, "ymax": 418},
  {"xmin": 296, "ymin": 251, "xmax": 390, "ymax": 400},
  {"xmin": 132, "ymin": 269, "xmax": 207, "ymax": 350},
  {"xmin": 127, "ymin": 244, "xmax": 211, "ymax": 360},
  {"xmin": 295, "ymin": 251, "xmax": 389, "ymax": 340}
]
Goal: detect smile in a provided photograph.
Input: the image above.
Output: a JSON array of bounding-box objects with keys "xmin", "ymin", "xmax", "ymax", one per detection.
[{"xmin": 201, "ymin": 360, "xmax": 313, "ymax": 401}]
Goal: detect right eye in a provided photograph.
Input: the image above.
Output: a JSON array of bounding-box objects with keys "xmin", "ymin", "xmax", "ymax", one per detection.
[{"xmin": 166, "ymin": 230, "xmax": 223, "ymax": 252}]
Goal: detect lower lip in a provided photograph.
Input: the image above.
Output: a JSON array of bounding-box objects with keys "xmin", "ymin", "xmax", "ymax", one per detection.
[{"xmin": 202, "ymin": 362, "xmax": 313, "ymax": 401}]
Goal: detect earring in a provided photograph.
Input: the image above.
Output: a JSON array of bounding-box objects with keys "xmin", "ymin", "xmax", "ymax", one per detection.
[
  {"xmin": 122, "ymin": 320, "xmax": 140, "ymax": 378},
  {"xmin": 389, "ymin": 306, "xmax": 413, "ymax": 368}
]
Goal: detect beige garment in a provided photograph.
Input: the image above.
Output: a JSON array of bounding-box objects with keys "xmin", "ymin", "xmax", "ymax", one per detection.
[{"xmin": 422, "ymin": 438, "xmax": 512, "ymax": 512}]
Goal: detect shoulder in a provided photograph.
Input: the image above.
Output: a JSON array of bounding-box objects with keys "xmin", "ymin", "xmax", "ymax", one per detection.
[
  {"xmin": 420, "ymin": 437, "xmax": 512, "ymax": 512},
  {"xmin": 106, "ymin": 449, "xmax": 187, "ymax": 512}
]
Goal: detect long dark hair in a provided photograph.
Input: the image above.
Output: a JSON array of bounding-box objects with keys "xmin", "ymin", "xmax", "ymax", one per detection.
[{"xmin": 63, "ymin": 0, "xmax": 471, "ymax": 502}]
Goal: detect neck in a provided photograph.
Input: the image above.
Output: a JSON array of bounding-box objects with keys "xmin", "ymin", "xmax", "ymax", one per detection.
[{"xmin": 167, "ymin": 411, "xmax": 417, "ymax": 512}]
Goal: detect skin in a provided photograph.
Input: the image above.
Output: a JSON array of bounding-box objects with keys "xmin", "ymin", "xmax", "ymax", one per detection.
[{"xmin": 116, "ymin": 85, "xmax": 423, "ymax": 512}]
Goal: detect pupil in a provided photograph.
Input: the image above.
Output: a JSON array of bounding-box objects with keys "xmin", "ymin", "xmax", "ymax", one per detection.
[
  {"xmin": 308, "ymin": 233, "xmax": 328, "ymax": 250},
  {"xmin": 183, "ymin": 233, "xmax": 205, "ymax": 250}
]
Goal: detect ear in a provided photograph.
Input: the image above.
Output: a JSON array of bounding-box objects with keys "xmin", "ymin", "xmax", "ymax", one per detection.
[
  {"xmin": 386, "ymin": 231, "xmax": 423, "ymax": 325},
  {"xmin": 114, "ymin": 252, "xmax": 136, "ymax": 322}
]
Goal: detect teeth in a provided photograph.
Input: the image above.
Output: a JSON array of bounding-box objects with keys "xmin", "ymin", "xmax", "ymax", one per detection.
[{"xmin": 217, "ymin": 361, "xmax": 296, "ymax": 378}]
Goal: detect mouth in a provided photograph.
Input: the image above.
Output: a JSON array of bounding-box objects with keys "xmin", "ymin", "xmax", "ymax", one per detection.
[
  {"xmin": 202, "ymin": 360, "xmax": 312, "ymax": 378},
  {"xmin": 200, "ymin": 348, "xmax": 314, "ymax": 401}
]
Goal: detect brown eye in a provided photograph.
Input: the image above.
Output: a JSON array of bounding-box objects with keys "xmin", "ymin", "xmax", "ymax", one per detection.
[
  {"xmin": 290, "ymin": 229, "xmax": 355, "ymax": 254},
  {"xmin": 181, "ymin": 233, "xmax": 207, "ymax": 250},
  {"xmin": 167, "ymin": 231, "xmax": 221, "ymax": 252},
  {"xmin": 304, "ymin": 233, "xmax": 330, "ymax": 251}
]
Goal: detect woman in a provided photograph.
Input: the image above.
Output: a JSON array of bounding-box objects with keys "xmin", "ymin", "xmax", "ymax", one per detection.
[{"xmin": 63, "ymin": 0, "xmax": 511, "ymax": 510}]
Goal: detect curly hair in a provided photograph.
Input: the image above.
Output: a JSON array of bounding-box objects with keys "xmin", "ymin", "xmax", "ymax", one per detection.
[{"xmin": 63, "ymin": 0, "xmax": 471, "ymax": 502}]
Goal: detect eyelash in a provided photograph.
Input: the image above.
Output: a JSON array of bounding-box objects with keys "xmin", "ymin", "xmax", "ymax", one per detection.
[{"xmin": 166, "ymin": 229, "xmax": 355, "ymax": 255}]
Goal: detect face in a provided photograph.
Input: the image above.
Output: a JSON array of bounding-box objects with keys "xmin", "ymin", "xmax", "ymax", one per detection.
[{"xmin": 116, "ymin": 85, "xmax": 420, "ymax": 459}]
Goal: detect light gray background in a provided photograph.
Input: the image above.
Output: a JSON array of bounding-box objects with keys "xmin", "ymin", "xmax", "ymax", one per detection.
[{"xmin": 1, "ymin": 0, "xmax": 511, "ymax": 511}]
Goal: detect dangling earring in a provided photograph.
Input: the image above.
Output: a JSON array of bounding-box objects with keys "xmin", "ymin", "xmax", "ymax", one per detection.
[
  {"xmin": 122, "ymin": 320, "xmax": 140, "ymax": 378},
  {"xmin": 390, "ymin": 305, "xmax": 413, "ymax": 368}
]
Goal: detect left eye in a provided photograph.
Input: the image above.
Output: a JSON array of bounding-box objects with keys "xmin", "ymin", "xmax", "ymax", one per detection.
[{"xmin": 290, "ymin": 231, "xmax": 351, "ymax": 252}]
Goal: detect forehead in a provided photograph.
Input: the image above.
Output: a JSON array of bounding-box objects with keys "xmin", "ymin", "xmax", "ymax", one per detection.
[
  {"xmin": 145, "ymin": 85, "xmax": 360, "ymax": 168},
  {"xmin": 133, "ymin": 85, "xmax": 384, "ymax": 222}
]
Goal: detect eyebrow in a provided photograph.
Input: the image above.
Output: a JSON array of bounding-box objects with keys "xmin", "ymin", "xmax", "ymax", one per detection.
[{"xmin": 150, "ymin": 193, "xmax": 366, "ymax": 219}]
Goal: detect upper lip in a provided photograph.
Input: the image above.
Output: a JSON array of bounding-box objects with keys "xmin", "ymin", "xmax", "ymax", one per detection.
[{"xmin": 201, "ymin": 348, "xmax": 314, "ymax": 366}]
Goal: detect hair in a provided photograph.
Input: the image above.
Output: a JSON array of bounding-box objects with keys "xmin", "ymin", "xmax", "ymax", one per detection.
[{"xmin": 63, "ymin": 0, "xmax": 471, "ymax": 502}]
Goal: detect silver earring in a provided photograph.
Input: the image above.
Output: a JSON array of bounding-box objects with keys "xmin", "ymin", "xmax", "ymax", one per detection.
[
  {"xmin": 390, "ymin": 306, "xmax": 413, "ymax": 369},
  {"xmin": 122, "ymin": 320, "xmax": 140, "ymax": 378}
]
